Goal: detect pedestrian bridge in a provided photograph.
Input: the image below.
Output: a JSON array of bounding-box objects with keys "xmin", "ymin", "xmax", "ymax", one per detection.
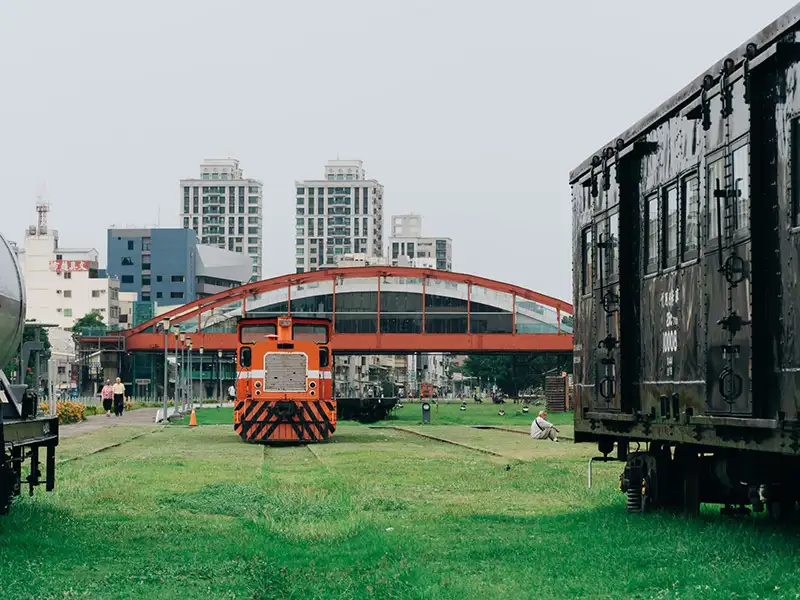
[{"xmin": 121, "ymin": 266, "xmax": 573, "ymax": 353}]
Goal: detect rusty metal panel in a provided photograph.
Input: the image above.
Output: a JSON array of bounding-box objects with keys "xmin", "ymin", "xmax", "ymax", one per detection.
[{"xmin": 263, "ymin": 353, "xmax": 307, "ymax": 392}]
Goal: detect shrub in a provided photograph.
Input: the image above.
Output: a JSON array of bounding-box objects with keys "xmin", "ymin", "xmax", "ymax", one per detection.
[{"xmin": 40, "ymin": 401, "xmax": 86, "ymax": 425}]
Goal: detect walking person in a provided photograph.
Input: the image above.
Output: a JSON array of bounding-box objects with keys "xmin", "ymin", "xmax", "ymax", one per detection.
[
  {"xmin": 101, "ymin": 380, "xmax": 114, "ymax": 417},
  {"xmin": 530, "ymin": 410, "xmax": 560, "ymax": 441},
  {"xmin": 112, "ymin": 377, "xmax": 126, "ymax": 417}
]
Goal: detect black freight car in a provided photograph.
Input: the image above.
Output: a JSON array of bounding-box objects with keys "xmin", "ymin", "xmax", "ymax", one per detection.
[{"xmin": 571, "ymin": 3, "xmax": 800, "ymax": 517}]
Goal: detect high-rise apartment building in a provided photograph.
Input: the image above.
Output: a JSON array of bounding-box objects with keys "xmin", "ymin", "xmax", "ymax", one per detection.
[
  {"xmin": 389, "ymin": 214, "xmax": 453, "ymax": 271},
  {"xmin": 180, "ymin": 158, "xmax": 263, "ymax": 282},
  {"xmin": 294, "ymin": 159, "xmax": 384, "ymax": 273}
]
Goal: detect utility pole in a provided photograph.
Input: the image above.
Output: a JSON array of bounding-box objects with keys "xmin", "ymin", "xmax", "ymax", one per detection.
[{"xmin": 161, "ymin": 318, "xmax": 170, "ymax": 422}]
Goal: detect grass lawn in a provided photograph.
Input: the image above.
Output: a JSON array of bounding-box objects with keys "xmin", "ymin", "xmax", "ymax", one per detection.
[
  {"xmin": 172, "ymin": 402, "xmax": 574, "ymax": 428},
  {"xmin": 1, "ymin": 419, "xmax": 800, "ymax": 598}
]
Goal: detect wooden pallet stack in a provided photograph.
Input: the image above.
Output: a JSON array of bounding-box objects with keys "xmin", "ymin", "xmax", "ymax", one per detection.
[{"xmin": 545, "ymin": 374, "xmax": 570, "ymax": 412}]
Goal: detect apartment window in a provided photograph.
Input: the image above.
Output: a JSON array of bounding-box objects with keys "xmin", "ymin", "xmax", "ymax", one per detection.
[
  {"xmin": 363, "ymin": 197, "xmax": 368, "ymax": 214},
  {"xmin": 732, "ymin": 144, "xmax": 750, "ymax": 232},
  {"xmin": 127, "ymin": 240, "xmax": 134, "ymax": 250},
  {"xmin": 121, "ymin": 257, "xmax": 134, "ymax": 266},
  {"xmin": 248, "ymin": 207, "xmax": 259, "ymax": 214},
  {"xmin": 156, "ymin": 276, "xmax": 163, "ymax": 282},
  {"xmin": 63, "ymin": 290, "xmax": 72, "ymax": 298},
  {"xmin": 663, "ymin": 185, "xmax": 679, "ymax": 268},
  {"xmin": 64, "ymin": 309, "xmax": 73, "ymax": 318},
  {"xmin": 142, "ymin": 277, "xmax": 151, "ymax": 285},
  {"xmin": 645, "ymin": 193, "xmax": 658, "ymax": 274},
  {"xmin": 170, "ymin": 292, "xmax": 184, "ymax": 299},
  {"xmin": 581, "ymin": 226, "xmax": 593, "ymax": 294},
  {"xmin": 707, "ymin": 157, "xmax": 725, "ymax": 241},
  {"xmin": 121, "ymin": 275, "xmax": 134, "ymax": 284},
  {"xmin": 681, "ymin": 174, "xmax": 700, "ymax": 261},
  {"xmin": 92, "ymin": 290, "xmax": 101, "ymax": 298},
  {"xmin": 297, "ymin": 187, "xmax": 305, "ymax": 195},
  {"xmin": 172, "ymin": 275, "xmax": 184, "ymax": 283}
]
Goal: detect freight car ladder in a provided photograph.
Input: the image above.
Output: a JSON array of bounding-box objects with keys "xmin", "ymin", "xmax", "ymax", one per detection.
[{"xmin": 713, "ymin": 63, "xmax": 750, "ymax": 409}]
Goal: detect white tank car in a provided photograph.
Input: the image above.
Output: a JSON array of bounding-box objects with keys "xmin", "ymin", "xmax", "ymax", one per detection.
[{"xmin": 0, "ymin": 231, "xmax": 25, "ymax": 371}]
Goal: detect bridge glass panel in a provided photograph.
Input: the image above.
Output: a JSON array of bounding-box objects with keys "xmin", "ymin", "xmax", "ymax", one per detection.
[
  {"xmin": 290, "ymin": 281, "xmax": 333, "ymax": 321},
  {"xmin": 560, "ymin": 312, "xmax": 574, "ymax": 333},
  {"xmin": 380, "ymin": 277, "xmax": 423, "ymax": 333},
  {"xmin": 334, "ymin": 277, "xmax": 378, "ymax": 334},
  {"xmin": 515, "ymin": 298, "xmax": 559, "ymax": 334},
  {"xmin": 469, "ymin": 285, "xmax": 513, "ymax": 334},
  {"xmin": 425, "ymin": 278, "xmax": 468, "ymax": 334},
  {"xmin": 248, "ymin": 288, "xmax": 289, "ymax": 317},
  {"xmin": 197, "ymin": 300, "xmax": 242, "ymax": 333}
]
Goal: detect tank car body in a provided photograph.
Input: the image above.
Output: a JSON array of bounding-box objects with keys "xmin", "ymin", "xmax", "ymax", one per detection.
[
  {"xmin": 571, "ymin": 3, "xmax": 800, "ymax": 516},
  {"xmin": 0, "ymin": 232, "xmax": 58, "ymax": 515}
]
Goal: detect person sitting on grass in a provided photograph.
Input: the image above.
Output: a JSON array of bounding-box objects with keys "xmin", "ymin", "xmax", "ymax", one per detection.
[{"xmin": 530, "ymin": 410, "xmax": 560, "ymax": 442}]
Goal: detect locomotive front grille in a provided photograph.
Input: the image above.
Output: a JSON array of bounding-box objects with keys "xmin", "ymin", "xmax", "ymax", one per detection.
[{"xmin": 263, "ymin": 353, "xmax": 307, "ymax": 392}]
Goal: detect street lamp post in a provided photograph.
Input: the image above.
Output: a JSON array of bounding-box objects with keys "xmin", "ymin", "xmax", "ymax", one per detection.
[
  {"xmin": 199, "ymin": 346, "xmax": 204, "ymax": 408},
  {"xmin": 180, "ymin": 333, "xmax": 186, "ymax": 413},
  {"xmin": 161, "ymin": 318, "xmax": 170, "ymax": 423},
  {"xmin": 217, "ymin": 350, "xmax": 223, "ymax": 407},
  {"xmin": 186, "ymin": 338, "xmax": 193, "ymax": 412},
  {"xmin": 173, "ymin": 328, "xmax": 180, "ymax": 410}
]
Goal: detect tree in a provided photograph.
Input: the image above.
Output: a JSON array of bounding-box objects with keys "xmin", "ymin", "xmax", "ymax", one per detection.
[
  {"xmin": 72, "ymin": 312, "xmax": 105, "ymax": 332},
  {"xmin": 461, "ymin": 353, "xmax": 572, "ymax": 396}
]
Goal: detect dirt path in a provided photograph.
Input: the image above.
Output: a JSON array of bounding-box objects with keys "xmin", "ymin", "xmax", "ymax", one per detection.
[{"xmin": 59, "ymin": 408, "xmax": 160, "ymax": 440}]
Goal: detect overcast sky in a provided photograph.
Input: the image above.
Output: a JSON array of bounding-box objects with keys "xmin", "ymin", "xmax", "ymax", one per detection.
[{"xmin": 1, "ymin": 0, "xmax": 797, "ymax": 302}]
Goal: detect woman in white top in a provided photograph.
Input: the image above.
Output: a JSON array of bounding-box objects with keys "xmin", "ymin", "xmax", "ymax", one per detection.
[
  {"xmin": 530, "ymin": 410, "xmax": 559, "ymax": 441},
  {"xmin": 112, "ymin": 377, "xmax": 126, "ymax": 417}
]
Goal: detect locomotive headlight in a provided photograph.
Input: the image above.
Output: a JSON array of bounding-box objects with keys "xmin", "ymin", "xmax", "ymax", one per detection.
[
  {"xmin": 254, "ymin": 381, "xmax": 262, "ymax": 389},
  {"xmin": 309, "ymin": 381, "xmax": 317, "ymax": 389},
  {"xmin": 255, "ymin": 390, "xmax": 261, "ymax": 396},
  {"xmin": 310, "ymin": 390, "xmax": 316, "ymax": 397}
]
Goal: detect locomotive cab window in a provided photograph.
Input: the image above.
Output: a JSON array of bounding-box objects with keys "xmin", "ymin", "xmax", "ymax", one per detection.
[
  {"xmin": 581, "ymin": 226, "xmax": 593, "ymax": 294},
  {"xmin": 319, "ymin": 347, "xmax": 329, "ymax": 368},
  {"xmin": 240, "ymin": 323, "xmax": 277, "ymax": 344},
  {"xmin": 239, "ymin": 346, "xmax": 252, "ymax": 368},
  {"xmin": 663, "ymin": 184, "xmax": 679, "ymax": 269},
  {"xmin": 681, "ymin": 173, "xmax": 700, "ymax": 262},
  {"xmin": 644, "ymin": 193, "xmax": 659, "ymax": 274},
  {"xmin": 293, "ymin": 324, "xmax": 328, "ymax": 343}
]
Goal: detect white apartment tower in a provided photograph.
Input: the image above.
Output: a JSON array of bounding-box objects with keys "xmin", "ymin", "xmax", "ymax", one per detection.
[
  {"xmin": 389, "ymin": 214, "xmax": 453, "ymax": 271},
  {"xmin": 295, "ymin": 159, "xmax": 384, "ymax": 273},
  {"xmin": 180, "ymin": 158, "xmax": 263, "ymax": 282}
]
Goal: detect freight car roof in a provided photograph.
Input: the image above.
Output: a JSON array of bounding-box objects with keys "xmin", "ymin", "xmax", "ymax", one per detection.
[{"xmin": 569, "ymin": 2, "xmax": 800, "ymax": 184}]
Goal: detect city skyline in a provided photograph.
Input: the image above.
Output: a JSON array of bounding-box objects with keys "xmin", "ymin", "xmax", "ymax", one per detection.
[{"xmin": 3, "ymin": 0, "xmax": 794, "ymax": 303}]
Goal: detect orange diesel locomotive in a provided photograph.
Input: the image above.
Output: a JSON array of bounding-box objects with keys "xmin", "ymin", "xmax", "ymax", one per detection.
[{"xmin": 234, "ymin": 316, "xmax": 336, "ymax": 443}]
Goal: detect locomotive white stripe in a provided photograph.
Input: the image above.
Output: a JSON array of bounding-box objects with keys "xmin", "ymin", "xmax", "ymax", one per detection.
[{"xmin": 237, "ymin": 369, "xmax": 331, "ymax": 380}]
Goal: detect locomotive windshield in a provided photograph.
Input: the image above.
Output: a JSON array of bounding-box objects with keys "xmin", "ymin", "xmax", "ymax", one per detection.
[
  {"xmin": 293, "ymin": 324, "xmax": 328, "ymax": 343},
  {"xmin": 240, "ymin": 323, "xmax": 277, "ymax": 343}
]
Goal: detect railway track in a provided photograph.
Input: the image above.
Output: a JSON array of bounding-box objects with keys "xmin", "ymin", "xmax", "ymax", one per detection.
[
  {"xmin": 57, "ymin": 428, "xmax": 161, "ymax": 465},
  {"xmin": 370, "ymin": 425, "xmax": 525, "ymax": 462}
]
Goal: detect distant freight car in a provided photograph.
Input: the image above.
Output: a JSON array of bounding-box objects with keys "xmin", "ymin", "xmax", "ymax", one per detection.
[{"xmin": 571, "ymin": 3, "xmax": 800, "ymax": 517}]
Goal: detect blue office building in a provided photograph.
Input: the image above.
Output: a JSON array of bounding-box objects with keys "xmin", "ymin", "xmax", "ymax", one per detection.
[{"xmin": 107, "ymin": 228, "xmax": 251, "ymax": 306}]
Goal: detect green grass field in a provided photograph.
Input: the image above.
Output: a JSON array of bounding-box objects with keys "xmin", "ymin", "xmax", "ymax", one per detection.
[{"xmin": 1, "ymin": 411, "xmax": 800, "ymax": 599}]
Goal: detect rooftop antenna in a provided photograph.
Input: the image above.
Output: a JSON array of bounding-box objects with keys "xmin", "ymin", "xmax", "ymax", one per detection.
[{"xmin": 35, "ymin": 183, "xmax": 50, "ymax": 235}]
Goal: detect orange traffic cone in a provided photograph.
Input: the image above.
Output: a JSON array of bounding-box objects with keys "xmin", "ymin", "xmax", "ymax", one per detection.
[{"xmin": 189, "ymin": 407, "xmax": 197, "ymax": 427}]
